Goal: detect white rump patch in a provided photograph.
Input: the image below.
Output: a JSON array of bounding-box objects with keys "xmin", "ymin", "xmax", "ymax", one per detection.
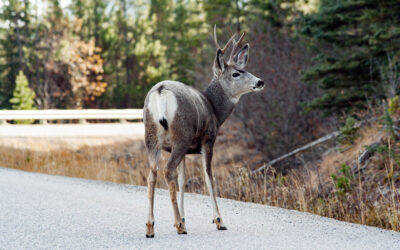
[{"xmin": 147, "ymin": 89, "xmax": 178, "ymax": 128}]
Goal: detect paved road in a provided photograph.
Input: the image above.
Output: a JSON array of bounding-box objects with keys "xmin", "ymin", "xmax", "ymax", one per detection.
[{"xmin": 1, "ymin": 167, "xmax": 399, "ymax": 249}]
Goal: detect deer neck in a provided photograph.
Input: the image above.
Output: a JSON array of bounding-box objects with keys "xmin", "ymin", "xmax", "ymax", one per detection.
[{"xmin": 204, "ymin": 80, "xmax": 236, "ymax": 126}]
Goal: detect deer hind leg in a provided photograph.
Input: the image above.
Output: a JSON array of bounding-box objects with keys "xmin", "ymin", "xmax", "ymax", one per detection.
[
  {"xmin": 144, "ymin": 118, "xmax": 162, "ymax": 238},
  {"xmin": 164, "ymin": 147, "xmax": 187, "ymax": 234},
  {"xmin": 201, "ymin": 144, "xmax": 227, "ymax": 230},
  {"xmin": 145, "ymin": 148, "xmax": 160, "ymax": 238},
  {"xmin": 178, "ymin": 157, "xmax": 186, "ymax": 222}
]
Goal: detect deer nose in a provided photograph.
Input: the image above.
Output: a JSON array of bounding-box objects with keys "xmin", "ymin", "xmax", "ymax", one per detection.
[{"xmin": 256, "ymin": 80, "xmax": 264, "ymax": 88}]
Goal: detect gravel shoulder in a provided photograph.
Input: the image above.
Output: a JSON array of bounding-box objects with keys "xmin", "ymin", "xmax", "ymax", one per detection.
[{"xmin": 0, "ymin": 167, "xmax": 399, "ymax": 249}]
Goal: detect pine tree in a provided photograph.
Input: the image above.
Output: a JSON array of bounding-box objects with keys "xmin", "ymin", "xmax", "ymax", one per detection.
[
  {"xmin": 10, "ymin": 70, "xmax": 36, "ymax": 110},
  {"xmin": 0, "ymin": 0, "xmax": 32, "ymax": 108},
  {"xmin": 203, "ymin": 0, "xmax": 239, "ymax": 31},
  {"xmin": 70, "ymin": 0, "xmax": 107, "ymax": 43},
  {"xmin": 10, "ymin": 71, "xmax": 36, "ymax": 123},
  {"xmin": 96, "ymin": 0, "xmax": 173, "ymax": 108},
  {"xmin": 301, "ymin": 0, "xmax": 400, "ymax": 115},
  {"xmin": 161, "ymin": 0, "xmax": 206, "ymax": 84},
  {"xmin": 248, "ymin": 0, "xmax": 297, "ymax": 28},
  {"xmin": 96, "ymin": 0, "xmax": 206, "ymax": 108}
]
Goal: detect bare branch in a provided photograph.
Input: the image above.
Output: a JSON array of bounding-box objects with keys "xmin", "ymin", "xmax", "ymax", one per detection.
[{"xmin": 252, "ymin": 131, "xmax": 340, "ymax": 174}]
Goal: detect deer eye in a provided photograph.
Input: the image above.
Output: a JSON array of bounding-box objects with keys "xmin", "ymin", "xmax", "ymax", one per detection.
[{"xmin": 232, "ymin": 72, "xmax": 240, "ymax": 78}]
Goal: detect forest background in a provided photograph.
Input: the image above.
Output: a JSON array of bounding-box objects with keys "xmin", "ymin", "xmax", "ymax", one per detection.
[
  {"xmin": 3, "ymin": 0, "xmax": 400, "ymax": 160},
  {"xmin": 1, "ymin": 0, "xmax": 400, "ymax": 231}
]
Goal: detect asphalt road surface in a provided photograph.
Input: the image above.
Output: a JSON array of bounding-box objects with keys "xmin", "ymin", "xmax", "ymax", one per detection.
[{"xmin": 1, "ymin": 167, "xmax": 399, "ymax": 249}]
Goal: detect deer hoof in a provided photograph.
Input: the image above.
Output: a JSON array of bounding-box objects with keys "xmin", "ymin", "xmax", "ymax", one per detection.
[
  {"xmin": 146, "ymin": 222, "xmax": 155, "ymax": 238},
  {"xmin": 214, "ymin": 217, "xmax": 228, "ymax": 230},
  {"xmin": 217, "ymin": 225, "xmax": 228, "ymax": 230},
  {"xmin": 175, "ymin": 221, "xmax": 187, "ymax": 234}
]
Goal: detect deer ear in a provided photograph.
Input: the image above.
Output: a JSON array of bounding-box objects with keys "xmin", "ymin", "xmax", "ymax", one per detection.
[
  {"xmin": 234, "ymin": 43, "xmax": 249, "ymax": 69},
  {"xmin": 213, "ymin": 49, "xmax": 225, "ymax": 78}
]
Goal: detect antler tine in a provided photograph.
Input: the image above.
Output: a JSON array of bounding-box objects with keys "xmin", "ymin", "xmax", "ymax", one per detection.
[
  {"xmin": 228, "ymin": 32, "xmax": 245, "ymax": 64},
  {"xmin": 213, "ymin": 24, "xmax": 236, "ymax": 54},
  {"xmin": 221, "ymin": 34, "xmax": 236, "ymax": 54},
  {"xmin": 213, "ymin": 24, "xmax": 220, "ymax": 50}
]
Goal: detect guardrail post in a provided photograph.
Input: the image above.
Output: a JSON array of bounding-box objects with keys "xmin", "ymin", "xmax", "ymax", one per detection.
[
  {"xmin": 0, "ymin": 119, "xmax": 8, "ymax": 125},
  {"xmin": 40, "ymin": 119, "xmax": 48, "ymax": 125},
  {"xmin": 120, "ymin": 119, "xmax": 127, "ymax": 123},
  {"xmin": 79, "ymin": 119, "xmax": 87, "ymax": 124}
]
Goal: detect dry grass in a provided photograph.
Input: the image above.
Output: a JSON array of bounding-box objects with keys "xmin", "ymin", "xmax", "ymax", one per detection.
[{"xmin": 0, "ymin": 122, "xmax": 399, "ymax": 231}]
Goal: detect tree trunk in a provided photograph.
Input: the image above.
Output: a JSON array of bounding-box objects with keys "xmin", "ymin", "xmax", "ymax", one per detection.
[{"xmin": 235, "ymin": 0, "xmax": 240, "ymax": 33}]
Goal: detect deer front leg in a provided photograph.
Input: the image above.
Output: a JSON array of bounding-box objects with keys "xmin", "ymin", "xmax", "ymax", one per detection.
[
  {"xmin": 201, "ymin": 144, "xmax": 227, "ymax": 230},
  {"xmin": 164, "ymin": 150, "xmax": 187, "ymax": 235},
  {"xmin": 178, "ymin": 157, "xmax": 186, "ymax": 222}
]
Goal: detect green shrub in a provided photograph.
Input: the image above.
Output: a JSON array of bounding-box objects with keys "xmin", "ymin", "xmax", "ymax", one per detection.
[
  {"xmin": 380, "ymin": 108, "xmax": 396, "ymax": 139},
  {"xmin": 388, "ymin": 96, "xmax": 400, "ymax": 117},
  {"xmin": 9, "ymin": 71, "xmax": 36, "ymax": 124},
  {"xmin": 331, "ymin": 163, "xmax": 353, "ymax": 196},
  {"xmin": 366, "ymin": 144, "xmax": 388, "ymax": 154},
  {"xmin": 337, "ymin": 117, "xmax": 359, "ymax": 145}
]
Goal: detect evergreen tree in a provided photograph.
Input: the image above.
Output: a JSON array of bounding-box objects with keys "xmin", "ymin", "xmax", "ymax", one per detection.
[
  {"xmin": 301, "ymin": 0, "xmax": 400, "ymax": 115},
  {"xmin": 10, "ymin": 70, "xmax": 36, "ymax": 110},
  {"xmin": 204, "ymin": 0, "xmax": 240, "ymax": 31},
  {"xmin": 96, "ymin": 0, "xmax": 173, "ymax": 108},
  {"xmin": 10, "ymin": 71, "xmax": 36, "ymax": 123},
  {"xmin": 96, "ymin": 0, "xmax": 206, "ymax": 108},
  {"xmin": 248, "ymin": 0, "xmax": 297, "ymax": 28},
  {"xmin": 70, "ymin": 0, "xmax": 107, "ymax": 44},
  {"xmin": 0, "ymin": 0, "xmax": 32, "ymax": 108},
  {"xmin": 158, "ymin": 0, "xmax": 206, "ymax": 84}
]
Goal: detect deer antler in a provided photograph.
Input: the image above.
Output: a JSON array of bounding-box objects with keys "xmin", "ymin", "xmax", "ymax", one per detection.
[
  {"xmin": 227, "ymin": 32, "xmax": 245, "ymax": 65},
  {"xmin": 213, "ymin": 24, "xmax": 235, "ymax": 54}
]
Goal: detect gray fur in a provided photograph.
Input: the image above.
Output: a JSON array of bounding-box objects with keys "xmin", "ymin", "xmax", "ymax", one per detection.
[
  {"xmin": 143, "ymin": 29, "xmax": 264, "ymax": 237},
  {"xmin": 203, "ymin": 80, "xmax": 235, "ymax": 125}
]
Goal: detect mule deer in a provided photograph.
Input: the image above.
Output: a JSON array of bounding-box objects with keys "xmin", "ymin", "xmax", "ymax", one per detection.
[{"xmin": 143, "ymin": 25, "xmax": 264, "ymax": 237}]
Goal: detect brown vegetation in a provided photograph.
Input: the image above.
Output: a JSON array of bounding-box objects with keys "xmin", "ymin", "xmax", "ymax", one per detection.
[{"xmin": 1, "ymin": 116, "xmax": 399, "ymax": 231}]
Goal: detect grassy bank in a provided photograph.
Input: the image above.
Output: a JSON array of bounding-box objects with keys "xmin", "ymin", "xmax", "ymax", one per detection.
[{"xmin": 0, "ymin": 122, "xmax": 398, "ymax": 231}]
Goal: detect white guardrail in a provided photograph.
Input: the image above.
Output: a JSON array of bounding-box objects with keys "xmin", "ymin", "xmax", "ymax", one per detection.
[
  {"xmin": 0, "ymin": 109, "xmax": 145, "ymax": 137},
  {"xmin": 0, "ymin": 109, "xmax": 143, "ymax": 125}
]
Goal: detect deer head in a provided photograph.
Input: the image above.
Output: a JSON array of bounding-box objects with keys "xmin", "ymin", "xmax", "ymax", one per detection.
[{"xmin": 212, "ymin": 25, "xmax": 264, "ymax": 103}]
